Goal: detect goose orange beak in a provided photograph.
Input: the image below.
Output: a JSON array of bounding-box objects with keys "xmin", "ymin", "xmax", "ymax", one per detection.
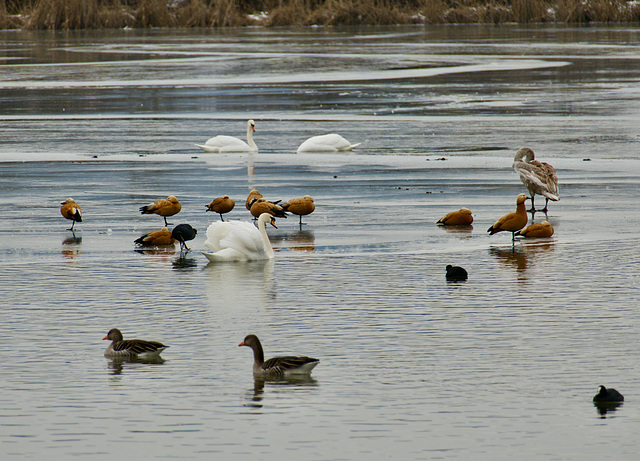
[
  {"xmin": 238, "ymin": 341, "xmax": 245, "ymax": 347},
  {"xmin": 102, "ymin": 335, "xmax": 109, "ymax": 340}
]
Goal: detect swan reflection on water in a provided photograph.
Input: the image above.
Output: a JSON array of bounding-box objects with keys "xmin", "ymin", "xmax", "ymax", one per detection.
[
  {"xmin": 594, "ymin": 401, "xmax": 624, "ymax": 418},
  {"xmin": 203, "ymin": 258, "xmax": 276, "ymax": 308},
  {"xmin": 246, "ymin": 375, "xmax": 318, "ymax": 408},
  {"xmin": 106, "ymin": 356, "xmax": 166, "ymax": 375}
]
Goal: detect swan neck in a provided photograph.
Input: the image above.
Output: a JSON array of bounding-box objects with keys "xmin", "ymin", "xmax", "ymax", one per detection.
[
  {"xmin": 247, "ymin": 124, "xmax": 257, "ymax": 149},
  {"xmin": 258, "ymin": 218, "xmax": 274, "ymax": 258}
]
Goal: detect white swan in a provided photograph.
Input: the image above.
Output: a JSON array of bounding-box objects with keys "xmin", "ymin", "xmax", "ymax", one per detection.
[
  {"xmin": 195, "ymin": 120, "xmax": 258, "ymax": 153},
  {"xmin": 201, "ymin": 212, "xmax": 276, "ymax": 262},
  {"xmin": 296, "ymin": 134, "xmax": 360, "ymax": 153}
]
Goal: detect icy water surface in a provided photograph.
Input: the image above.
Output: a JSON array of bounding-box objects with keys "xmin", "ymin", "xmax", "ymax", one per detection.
[{"xmin": 1, "ymin": 25, "xmax": 640, "ymax": 460}]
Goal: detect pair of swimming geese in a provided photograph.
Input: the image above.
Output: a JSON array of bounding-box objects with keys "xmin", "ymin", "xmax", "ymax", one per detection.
[
  {"xmin": 438, "ymin": 147, "xmax": 559, "ymax": 241},
  {"xmin": 194, "ymin": 119, "xmax": 360, "ymax": 154},
  {"xmin": 103, "ymin": 329, "xmax": 319, "ymax": 377}
]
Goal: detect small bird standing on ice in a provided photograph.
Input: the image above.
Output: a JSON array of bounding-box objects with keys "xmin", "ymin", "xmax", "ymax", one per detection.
[
  {"xmin": 60, "ymin": 198, "xmax": 82, "ymax": 231},
  {"xmin": 205, "ymin": 195, "xmax": 235, "ymax": 221},
  {"xmin": 487, "ymin": 193, "xmax": 529, "ymax": 242},
  {"xmin": 282, "ymin": 195, "xmax": 315, "ymax": 228},
  {"xmin": 139, "ymin": 195, "xmax": 181, "ymax": 226}
]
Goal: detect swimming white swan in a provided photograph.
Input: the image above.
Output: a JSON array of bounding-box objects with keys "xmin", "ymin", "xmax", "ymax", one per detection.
[
  {"xmin": 512, "ymin": 147, "xmax": 559, "ymax": 213},
  {"xmin": 201, "ymin": 212, "xmax": 276, "ymax": 262},
  {"xmin": 195, "ymin": 120, "xmax": 258, "ymax": 153},
  {"xmin": 296, "ymin": 134, "xmax": 360, "ymax": 153}
]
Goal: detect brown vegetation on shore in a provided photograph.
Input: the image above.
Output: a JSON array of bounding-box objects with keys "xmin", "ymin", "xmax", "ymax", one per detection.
[{"xmin": 1, "ymin": 0, "xmax": 639, "ymax": 30}]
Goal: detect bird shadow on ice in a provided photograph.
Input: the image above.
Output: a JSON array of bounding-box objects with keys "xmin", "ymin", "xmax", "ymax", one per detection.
[{"xmin": 245, "ymin": 375, "xmax": 318, "ymax": 408}]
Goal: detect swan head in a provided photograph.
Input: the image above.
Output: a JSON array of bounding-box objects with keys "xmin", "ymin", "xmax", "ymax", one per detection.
[
  {"xmin": 248, "ymin": 120, "xmax": 255, "ymax": 132},
  {"xmin": 258, "ymin": 212, "xmax": 277, "ymax": 229},
  {"xmin": 514, "ymin": 147, "xmax": 535, "ymax": 162},
  {"xmin": 516, "ymin": 193, "xmax": 529, "ymax": 205}
]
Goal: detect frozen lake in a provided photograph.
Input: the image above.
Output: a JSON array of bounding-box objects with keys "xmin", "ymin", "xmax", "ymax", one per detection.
[{"xmin": 1, "ymin": 25, "xmax": 640, "ymax": 460}]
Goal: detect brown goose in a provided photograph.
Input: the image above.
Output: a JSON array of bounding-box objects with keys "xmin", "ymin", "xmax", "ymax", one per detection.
[
  {"xmin": 513, "ymin": 147, "xmax": 559, "ymax": 213},
  {"xmin": 488, "ymin": 193, "xmax": 529, "ymax": 242},
  {"xmin": 60, "ymin": 198, "xmax": 82, "ymax": 231},
  {"xmin": 103, "ymin": 328, "xmax": 168, "ymax": 358},
  {"xmin": 239, "ymin": 334, "xmax": 319, "ymax": 377},
  {"xmin": 515, "ymin": 221, "xmax": 554, "ymax": 238},
  {"xmin": 134, "ymin": 227, "xmax": 176, "ymax": 246},
  {"xmin": 282, "ymin": 195, "xmax": 315, "ymax": 227},
  {"xmin": 249, "ymin": 197, "xmax": 287, "ymax": 219},
  {"xmin": 205, "ymin": 195, "xmax": 235, "ymax": 221},
  {"xmin": 437, "ymin": 208, "xmax": 473, "ymax": 226},
  {"xmin": 140, "ymin": 195, "xmax": 182, "ymax": 226}
]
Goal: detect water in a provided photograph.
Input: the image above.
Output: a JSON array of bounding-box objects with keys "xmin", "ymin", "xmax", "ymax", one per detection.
[{"xmin": 1, "ymin": 25, "xmax": 640, "ymax": 460}]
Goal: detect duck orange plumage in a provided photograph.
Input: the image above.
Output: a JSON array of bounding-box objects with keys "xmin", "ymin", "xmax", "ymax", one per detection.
[
  {"xmin": 516, "ymin": 221, "xmax": 554, "ymax": 238},
  {"xmin": 134, "ymin": 227, "xmax": 176, "ymax": 246},
  {"xmin": 139, "ymin": 195, "xmax": 181, "ymax": 226},
  {"xmin": 60, "ymin": 198, "xmax": 82, "ymax": 231},
  {"xmin": 437, "ymin": 208, "xmax": 473, "ymax": 225},
  {"xmin": 487, "ymin": 193, "xmax": 529, "ymax": 241},
  {"xmin": 245, "ymin": 189, "xmax": 263, "ymax": 211},
  {"xmin": 282, "ymin": 195, "xmax": 315, "ymax": 227},
  {"xmin": 250, "ymin": 197, "xmax": 287, "ymax": 219},
  {"xmin": 206, "ymin": 195, "xmax": 235, "ymax": 221}
]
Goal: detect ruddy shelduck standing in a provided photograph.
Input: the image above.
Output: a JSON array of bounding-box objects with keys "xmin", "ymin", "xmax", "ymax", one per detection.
[
  {"xmin": 60, "ymin": 198, "xmax": 82, "ymax": 231},
  {"xmin": 437, "ymin": 208, "xmax": 473, "ymax": 226},
  {"xmin": 487, "ymin": 193, "xmax": 529, "ymax": 242},
  {"xmin": 512, "ymin": 147, "xmax": 559, "ymax": 213},
  {"xmin": 139, "ymin": 195, "xmax": 181, "ymax": 226},
  {"xmin": 206, "ymin": 195, "xmax": 235, "ymax": 221},
  {"xmin": 282, "ymin": 195, "xmax": 315, "ymax": 228}
]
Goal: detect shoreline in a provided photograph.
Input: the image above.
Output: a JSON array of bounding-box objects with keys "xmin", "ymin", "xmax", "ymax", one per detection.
[{"xmin": 2, "ymin": 0, "xmax": 640, "ymax": 30}]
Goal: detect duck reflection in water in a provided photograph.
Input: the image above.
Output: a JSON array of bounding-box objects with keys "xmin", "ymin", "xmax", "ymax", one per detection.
[
  {"xmin": 246, "ymin": 375, "xmax": 318, "ymax": 408},
  {"xmin": 61, "ymin": 235, "xmax": 82, "ymax": 259},
  {"xmin": 269, "ymin": 229, "xmax": 315, "ymax": 252},
  {"xmin": 594, "ymin": 401, "xmax": 623, "ymax": 418},
  {"xmin": 489, "ymin": 242, "xmax": 556, "ymax": 278},
  {"xmin": 106, "ymin": 356, "xmax": 166, "ymax": 375},
  {"xmin": 172, "ymin": 254, "xmax": 199, "ymax": 270}
]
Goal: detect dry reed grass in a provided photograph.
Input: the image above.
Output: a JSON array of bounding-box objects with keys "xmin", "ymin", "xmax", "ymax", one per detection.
[{"xmin": 6, "ymin": 0, "xmax": 640, "ymax": 29}]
